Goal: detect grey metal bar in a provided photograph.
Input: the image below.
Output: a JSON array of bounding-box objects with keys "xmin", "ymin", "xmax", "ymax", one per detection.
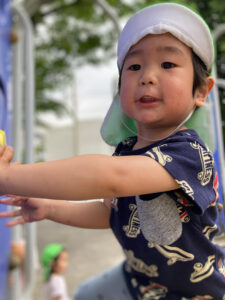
[
  {"xmin": 92, "ymin": 0, "xmax": 121, "ymax": 36},
  {"xmin": 9, "ymin": 20, "xmax": 25, "ymax": 300},
  {"xmin": 216, "ymin": 78, "xmax": 225, "ymax": 89},
  {"xmin": 11, "ymin": 4, "xmax": 36, "ymax": 300},
  {"xmin": 11, "ymin": 20, "xmax": 24, "ymax": 165},
  {"xmin": 212, "ymin": 24, "xmax": 225, "ymax": 217}
]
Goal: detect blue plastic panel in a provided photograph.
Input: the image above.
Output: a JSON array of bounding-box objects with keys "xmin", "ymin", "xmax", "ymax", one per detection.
[{"xmin": 0, "ymin": 1, "xmax": 11, "ymax": 299}]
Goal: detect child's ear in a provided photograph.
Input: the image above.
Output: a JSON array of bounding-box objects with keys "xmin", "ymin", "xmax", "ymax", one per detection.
[{"xmin": 194, "ymin": 76, "xmax": 215, "ymax": 107}]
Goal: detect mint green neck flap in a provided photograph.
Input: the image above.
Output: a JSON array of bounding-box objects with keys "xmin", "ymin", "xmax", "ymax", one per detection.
[{"xmin": 100, "ymin": 93, "xmax": 215, "ymax": 151}]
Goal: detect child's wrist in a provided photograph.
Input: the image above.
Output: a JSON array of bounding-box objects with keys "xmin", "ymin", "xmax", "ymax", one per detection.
[
  {"xmin": 0, "ymin": 166, "xmax": 9, "ymax": 196},
  {"xmin": 46, "ymin": 199, "xmax": 55, "ymax": 220}
]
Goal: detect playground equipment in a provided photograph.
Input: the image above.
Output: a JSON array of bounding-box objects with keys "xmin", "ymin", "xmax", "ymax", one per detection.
[
  {"xmin": 0, "ymin": 1, "xmax": 36, "ymax": 299},
  {"xmin": 0, "ymin": 2, "xmax": 12, "ymax": 299},
  {"xmin": 0, "ymin": 1, "xmax": 224, "ymax": 300},
  {"xmin": 211, "ymin": 24, "xmax": 225, "ymax": 231}
]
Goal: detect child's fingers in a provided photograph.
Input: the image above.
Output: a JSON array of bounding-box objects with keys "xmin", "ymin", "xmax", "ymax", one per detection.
[
  {"xmin": 6, "ymin": 194, "xmax": 20, "ymax": 198},
  {"xmin": 0, "ymin": 197, "xmax": 23, "ymax": 207},
  {"xmin": 6, "ymin": 217, "xmax": 25, "ymax": 227},
  {"xmin": 1, "ymin": 146, "xmax": 14, "ymax": 163},
  {"xmin": 0, "ymin": 209, "xmax": 22, "ymax": 218}
]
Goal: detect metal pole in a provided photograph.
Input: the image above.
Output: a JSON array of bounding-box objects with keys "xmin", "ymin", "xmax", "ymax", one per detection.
[
  {"xmin": 92, "ymin": 0, "xmax": 121, "ymax": 36},
  {"xmin": 216, "ymin": 78, "xmax": 225, "ymax": 89},
  {"xmin": 212, "ymin": 24, "xmax": 225, "ymax": 199},
  {"xmin": 9, "ymin": 17, "xmax": 25, "ymax": 300},
  {"xmin": 11, "ymin": 4, "xmax": 36, "ymax": 300}
]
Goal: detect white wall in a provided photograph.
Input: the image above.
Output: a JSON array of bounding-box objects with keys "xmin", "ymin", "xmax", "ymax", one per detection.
[
  {"xmin": 78, "ymin": 119, "xmax": 113, "ymax": 155},
  {"xmin": 44, "ymin": 118, "xmax": 113, "ymax": 161}
]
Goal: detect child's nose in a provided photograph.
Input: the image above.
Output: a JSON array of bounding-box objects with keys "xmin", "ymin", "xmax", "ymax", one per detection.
[{"xmin": 139, "ymin": 67, "xmax": 158, "ymax": 86}]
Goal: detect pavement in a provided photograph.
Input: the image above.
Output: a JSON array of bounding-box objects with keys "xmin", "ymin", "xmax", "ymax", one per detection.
[{"xmin": 32, "ymin": 218, "xmax": 124, "ymax": 299}]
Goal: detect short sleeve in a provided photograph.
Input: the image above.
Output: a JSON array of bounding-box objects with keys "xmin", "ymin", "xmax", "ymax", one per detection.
[
  {"xmin": 144, "ymin": 133, "xmax": 216, "ymax": 214},
  {"xmin": 49, "ymin": 275, "xmax": 65, "ymax": 298}
]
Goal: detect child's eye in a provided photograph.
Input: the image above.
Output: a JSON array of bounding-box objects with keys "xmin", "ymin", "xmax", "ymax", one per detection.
[
  {"xmin": 128, "ymin": 64, "xmax": 141, "ymax": 71},
  {"xmin": 161, "ymin": 62, "xmax": 176, "ymax": 69}
]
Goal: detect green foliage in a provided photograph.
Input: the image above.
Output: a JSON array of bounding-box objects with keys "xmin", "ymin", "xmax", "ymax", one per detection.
[{"xmin": 29, "ymin": 0, "xmax": 125, "ymax": 113}]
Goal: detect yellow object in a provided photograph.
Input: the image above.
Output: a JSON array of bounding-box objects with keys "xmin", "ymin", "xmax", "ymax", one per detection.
[{"xmin": 0, "ymin": 130, "xmax": 6, "ymax": 146}]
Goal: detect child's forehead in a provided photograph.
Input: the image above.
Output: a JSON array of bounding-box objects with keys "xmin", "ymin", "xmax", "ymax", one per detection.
[
  {"xmin": 126, "ymin": 33, "xmax": 190, "ymax": 58},
  {"xmin": 58, "ymin": 250, "xmax": 68, "ymax": 257}
]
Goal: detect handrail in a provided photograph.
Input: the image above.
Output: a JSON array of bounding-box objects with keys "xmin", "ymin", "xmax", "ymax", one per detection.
[{"xmin": 11, "ymin": 4, "xmax": 36, "ymax": 300}]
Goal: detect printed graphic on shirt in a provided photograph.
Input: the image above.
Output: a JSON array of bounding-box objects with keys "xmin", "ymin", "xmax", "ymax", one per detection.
[
  {"xmin": 125, "ymin": 250, "xmax": 159, "ymax": 277},
  {"xmin": 123, "ymin": 204, "xmax": 140, "ymax": 238},
  {"xmin": 207, "ymin": 172, "xmax": 219, "ymax": 208},
  {"xmin": 139, "ymin": 282, "xmax": 168, "ymax": 300},
  {"xmin": 176, "ymin": 203, "xmax": 190, "ymax": 223},
  {"xmin": 174, "ymin": 192, "xmax": 194, "ymax": 207},
  {"xmin": 176, "ymin": 180, "xmax": 194, "ymax": 200},
  {"xmin": 212, "ymin": 172, "xmax": 219, "ymax": 204},
  {"xmin": 181, "ymin": 296, "xmax": 213, "ymax": 300},
  {"xmin": 131, "ymin": 278, "xmax": 138, "ymax": 288},
  {"xmin": 217, "ymin": 258, "xmax": 225, "ymax": 277},
  {"xmin": 190, "ymin": 142, "xmax": 213, "ymax": 186},
  {"xmin": 145, "ymin": 145, "xmax": 172, "ymax": 166},
  {"xmin": 190, "ymin": 255, "xmax": 215, "ymax": 283},
  {"xmin": 202, "ymin": 225, "xmax": 217, "ymax": 239},
  {"xmin": 148, "ymin": 243, "xmax": 194, "ymax": 265}
]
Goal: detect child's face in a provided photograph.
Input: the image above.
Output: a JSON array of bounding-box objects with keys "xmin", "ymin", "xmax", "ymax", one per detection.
[
  {"xmin": 119, "ymin": 33, "xmax": 206, "ymax": 134},
  {"xmin": 53, "ymin": 250, "xmax": 68, "ymax": 275}
]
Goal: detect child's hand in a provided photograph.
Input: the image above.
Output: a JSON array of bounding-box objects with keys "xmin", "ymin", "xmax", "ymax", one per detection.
[
  {"xmin": 0, "ymin": 195, "xmax": 49, "ymax": 226},
  {"xmin": 9, "ymin": 240, "xmax": 26, "ymax": 270},
  {"xmin": 11, "ymin": 240, "xmax": 26, "ymax": 260}
]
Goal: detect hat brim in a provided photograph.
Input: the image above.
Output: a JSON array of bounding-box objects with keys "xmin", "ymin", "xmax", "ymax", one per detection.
[{"xmin": 101, "ymin": 94, "xmax": 215, "ymax": 151}]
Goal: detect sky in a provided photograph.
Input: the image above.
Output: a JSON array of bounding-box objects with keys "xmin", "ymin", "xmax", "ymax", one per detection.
[
  {"xmin": 76, "ymin": 58, "xmax": 118, "ymax": 120},
  {"xmin": 41, "ymin": 58, "xmax": 118, "ymax": 127}
]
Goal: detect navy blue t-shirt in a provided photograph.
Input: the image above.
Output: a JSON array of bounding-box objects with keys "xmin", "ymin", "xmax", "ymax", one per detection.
[{"xmin": 110, "ymin": 129, "xmax": 225, "ymax": 299}]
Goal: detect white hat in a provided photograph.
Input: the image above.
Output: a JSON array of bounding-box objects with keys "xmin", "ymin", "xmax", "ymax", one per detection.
[{"xmin": 117, "ymin": 3, "xmax": 214, "ymax": 71}]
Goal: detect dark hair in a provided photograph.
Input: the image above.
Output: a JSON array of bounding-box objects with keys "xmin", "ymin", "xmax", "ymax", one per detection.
[
  {"xmin": 118, "ymin": 50, "xmax": 210, "ymax": 95},
  {"xmin": 49, "ymin": 248, "xmax": 66, "ymax": 277},
  {"xmin": 192, "ymin": 51, "xmax": 210, "ymax": 95}
]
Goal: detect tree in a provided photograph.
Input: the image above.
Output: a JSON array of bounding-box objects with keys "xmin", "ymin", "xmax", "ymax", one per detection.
[
  {"xmin": 190, "ymin": 0, "xmax": 225, "ymax": 139},
  {"xmin": 18, "ymin": 0, "xmax": 134, "ymax": 115},
  {"xmin": 17, "ymin": 0, "xmax": 225, "ymax": 129}
]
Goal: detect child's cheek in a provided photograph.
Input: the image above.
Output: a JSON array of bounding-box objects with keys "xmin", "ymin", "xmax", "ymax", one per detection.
[
  {"xmin": 119, "ymin": 89, "xmax": 130, "ymax": 113},
  {"xmin": 119, "ymin": 91, "xmax": 126, "ymax": 109}
]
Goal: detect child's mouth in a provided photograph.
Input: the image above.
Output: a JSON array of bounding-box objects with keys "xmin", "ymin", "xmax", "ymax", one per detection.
[{"xmin": 138, "ymin": 96, "xmax": 160, "ymax": 104}]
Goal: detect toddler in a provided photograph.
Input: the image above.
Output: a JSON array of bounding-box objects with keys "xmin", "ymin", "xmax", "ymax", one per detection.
[{"xmin": 41, "ymin": 244, "xmax": 70, "ymax": 300}]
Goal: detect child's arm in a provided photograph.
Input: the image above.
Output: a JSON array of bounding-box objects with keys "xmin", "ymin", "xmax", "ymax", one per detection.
[
  {"xmin": 46, "ymin": 198, "xmax": 111, "ymax": 228},
  {"xmin": 0, "ymin": 146, "xmax": 179, "ymax": 200},
  {"xmin": 0, "ymin": 196, "xmax": 111, "ymax": 229}
]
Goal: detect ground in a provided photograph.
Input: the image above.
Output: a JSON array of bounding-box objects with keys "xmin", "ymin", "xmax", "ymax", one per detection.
[{"xmin": 32, "ymin": 219, "xmax": 124, "ymax": 299}]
